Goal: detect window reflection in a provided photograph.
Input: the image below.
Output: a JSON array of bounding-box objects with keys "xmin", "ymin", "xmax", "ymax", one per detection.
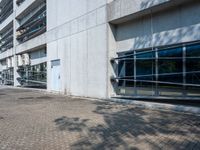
[
  {"xmin": 158, "ymin": 59, "xmax": 182, "ymax": 74},
  {"xmin": 186, "ymin": 44, "xmax": 200, "ymax": 57},
  {"xmin": 136, "ymin": 50, "xmax": 155, "ymax": 77},
  {"xmin": 158, "ymin": 74, "xmax": 183, "ymax": 83},
  {"xmin": 116, "ymin": 42, "xmax": 200, "ymax": 98},
  {"xmin": 158, "ymin": 47, "xmax": 182, "ymax": 58},
  {"xmin": 186, "ymin": 43, "xmax": 200, "ymax": 85}
]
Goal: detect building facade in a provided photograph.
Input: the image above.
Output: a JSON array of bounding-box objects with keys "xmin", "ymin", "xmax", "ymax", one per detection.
[{"xmin": 0, "ymin": 0, "xmax": 200, "ymax": 100}]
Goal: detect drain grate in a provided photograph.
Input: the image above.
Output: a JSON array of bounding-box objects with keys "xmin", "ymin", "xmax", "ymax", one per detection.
[
  {"xmin": 19, "ymin": 97, "xmax": 34, "ymax": 100},
  {"xmin": 36, "ymin": 96, "xmax": 52, "ymax": 99}
]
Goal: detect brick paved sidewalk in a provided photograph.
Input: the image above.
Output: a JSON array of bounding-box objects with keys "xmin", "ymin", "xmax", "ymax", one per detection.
[{"xmin": 0, "ymin": 88, "xmax": 200, "ymax": 150}]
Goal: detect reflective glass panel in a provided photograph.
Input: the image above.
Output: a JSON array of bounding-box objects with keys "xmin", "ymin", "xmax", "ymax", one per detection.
[
  {"xmin": 137, "ymin": 51, "xmax": 155, "ymax": 59},
  {"xmin": 186, "ymin": 72, "xmax": 200, "ymax": 85},
  {"xmin": 158, "ymin": 74, "xmax": 183, "ymax": 83},
  {"xmin": 158, "ymin": 59, "xmax": 182, "ymax": 74},
  {"xmin": 136, "ymin": 51, "xmax": 155, "ymax": 76},
  {"xmin": 158, "ymin": 47, "xmax": 182, "ymax": 58},
  {"xmin": 186, "ymin": 43, "xmax": 200, "ymax": 57},
  {"xmin": 125, "ymin": 61, "xmax": 134, "ymax": 77},
  {"xmin": 136, "ymin": 60, "xmax": 155, "ymax": 76},
  {"xmin": 118, "ymin": 60, "xmax": 125, "ymax": 86},
  {"xmin": 186, "ymin": 43, "xmax": 200, "ymax": 85},
  {"xmin": 186, "ymin": 58, "xmax": 200, "ymax": 72},
  {"xmin": 125, "ymin": 60, "xmax": 134, "ymax": 87}
]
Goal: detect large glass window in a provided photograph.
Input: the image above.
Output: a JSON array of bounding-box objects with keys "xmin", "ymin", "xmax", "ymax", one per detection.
[
  {"xmin": 186, "ymin": 44, "xmax": 200, "ymax": 85},
  {"xmin": 158, "ymin": 47, "xmax": 182, "ymax": 58},
  {"xmin": 115, "ymin": 42, "xmax": 200, "ymax": 98},
  {"xmin": 157, "ymin": 48, "xmax": 183, "ymax": 95},
  {"xmin": 158, "ymin": 47, "xmax": 183, "ymax": 85},
  {"xmin": 136, "ymin": 50, "xmax": 155, "ymax": 96},
  {"xmin": 125, "ymin": 60, "xmax": 134, "ymax": 87},
  {"xmin": 136, "ymin": 50, "xmax": 155, "ymax": 77}
]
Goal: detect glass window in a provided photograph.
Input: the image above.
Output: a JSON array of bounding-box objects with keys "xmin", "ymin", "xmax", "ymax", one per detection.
[
  {"xmin": 158, "ymin": 74, "xmax": 183, "ymax": 83},
  {"xmin": 135, "ymin": 50, "xmax": 155, "ymax": 96},
  {"xmin": 136, "ymin": 60, "xmax": 155, "ymax": 76},
  {"xmin": 137, "ymin": 51, "xmax": 155, "ymax": 59},
  {"xmin": 158, "ymin": 47, "xmax": 182, "ymax": 58},
  {"xmin": 158, "ymin": 59, "xmax": 183, "ymax": 74},
  {"xmin": 118, "ymin": 60, "xmax": 125, "ymax": 77},
  {"xmin": 186, "ymin": 43, "xmax": 200, "ymax": 85},
  {"xmin": 116, "ymin": 42, "xmax": 200, "ymax": 98},
  {"xmin": 117, "ymin": 52, "xmax": 134, "ymax": 87},
  {"xmin": 125, "ymin": 60, "xmax": 134, "ymax": 87},
  {"xmin": 125, "ymin": 61, "xmax": 134, "ymax": 77},
  {"xmin": 186, "ymin": 86, "xmax": 200, "ymax": 97},
  {"xmin": 136, "ymin": 51, "xmax": 155, "ymax": 77},
  {"xmin": 186, "ymin": 72, "xmax": 200, "ymax": 85},
  {"xmin": 186, "ymin": 43, "xmax": 200, "ymax": 57},
  {"xmin": 118, "ymin": 60, "xmax": 125, "ymax": 87},
  {"xmin": 186, "ymin": 58, "xmax": 200, "ymax": 72}
]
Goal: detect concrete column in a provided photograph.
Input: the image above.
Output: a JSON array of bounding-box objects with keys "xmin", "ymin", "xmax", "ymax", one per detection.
[
  {"xmin": 13, "ymin": 0, "xmax": 20, "ymax": 86},
  {"xmin": 108, "ymin": 24, "xmax": 117, "ymax": 98}
]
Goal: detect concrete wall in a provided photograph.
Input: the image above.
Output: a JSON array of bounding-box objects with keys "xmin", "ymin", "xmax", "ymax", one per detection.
[
  {"xmin": 0, "ymin": 48, "xmax": 14, "ymax": 61},
  {"xmin": 107, "ymin": 0, "xmax": 192, "ymax": 23},
  {"xmin": 114, "ymin": 1, "xmax": 200, "ymax": 52},
  {"xmin": 46, "ymin": 0, "xmax": 108, "ymax": 98},
  {"xmin": 1, "ymin": 0, "xmax": 199, "ymax": 99},
  {"xmin": 0, "ymin": 13, "xmax": 14, "ymax": 31},
  {"xmin": 16, "ymin": 33, "xmax": 46, "ymax": 54}
]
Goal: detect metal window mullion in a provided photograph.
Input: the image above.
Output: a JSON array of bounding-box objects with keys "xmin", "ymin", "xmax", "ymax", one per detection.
[
  {"xmin": 123, "ymin": 60, "xmax": 126, "ymax": 90},
  {"xmin": 155, "ymin": 49, "xmax": 159, "ymax": 96},
  {"xmin": 183, "ymin": 46, "xmax": 186, "ymax": 96},
  {"xmin": 134, "ymin": 51, "xmax": 137, "ymax": 95}
]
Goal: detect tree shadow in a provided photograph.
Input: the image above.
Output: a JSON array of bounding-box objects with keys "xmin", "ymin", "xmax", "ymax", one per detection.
[{"xmin": 54, "ymin": 101, "xmax": 200, "ymax": 149}]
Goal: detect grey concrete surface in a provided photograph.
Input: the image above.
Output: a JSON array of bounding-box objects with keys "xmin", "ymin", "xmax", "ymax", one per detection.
[
  {"xmin": 113, "ymin": 0, "xmax": 200, "ymax": 52},
  {"xmin": 1, "ymin": 0, "xmax": 200, "ymax": 100},
  {"xmin": 0, "ymin": 87, "xmax": 200, "ymax": 150}
]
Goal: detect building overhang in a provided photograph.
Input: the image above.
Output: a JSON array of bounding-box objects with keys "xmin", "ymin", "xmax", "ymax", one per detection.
[{"xmin": 108, "ymin": 0, "xmax": 194, "ymax": 24}]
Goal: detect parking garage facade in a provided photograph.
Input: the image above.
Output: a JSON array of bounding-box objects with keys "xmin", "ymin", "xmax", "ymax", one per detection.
[{"xmin": 0, "ymin": 0, "xmax": 200, "ymax": 100}]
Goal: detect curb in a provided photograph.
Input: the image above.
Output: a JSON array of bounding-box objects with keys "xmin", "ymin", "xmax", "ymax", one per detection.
[
  {"xmin": 109, "ymin": 98, "xmax": 200, "ymax": 115},
  {"xmin": 1, "ymin": 86, "xmax": 200, "ymax": 115}
]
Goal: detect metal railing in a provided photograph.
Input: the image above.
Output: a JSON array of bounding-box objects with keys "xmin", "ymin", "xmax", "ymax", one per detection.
[
  {"xmin": 16, "ymin": 2, "xmax": 46, "ymax": 43},
  {"xmin": 0, "ymin": 0, "xmax": 13, "ymax": 23},
  {"xmin": 17, "ymin": 62, "xmax": 47, "ymax": 88}
]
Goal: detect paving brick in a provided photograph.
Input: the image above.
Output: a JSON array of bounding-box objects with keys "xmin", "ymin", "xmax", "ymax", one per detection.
[{"xmin": 0, "ymin": 87, "xmax": 200, "ymax": 150}]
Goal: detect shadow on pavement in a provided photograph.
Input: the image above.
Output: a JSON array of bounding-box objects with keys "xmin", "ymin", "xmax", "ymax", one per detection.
[{"xmin": 54, "ymin": 101, "xmax": 200, "ymax": 149}]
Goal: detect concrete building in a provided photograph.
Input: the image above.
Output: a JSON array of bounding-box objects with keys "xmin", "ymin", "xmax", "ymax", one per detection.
[{"xmin": 0, "ymin": 0, "xmax": 200, "ymax": 100}]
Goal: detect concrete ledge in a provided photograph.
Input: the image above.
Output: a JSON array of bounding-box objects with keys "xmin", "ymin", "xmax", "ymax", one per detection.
[
  {"xmin": 0, "ymin": 48, "xmax": 14, "ymax": 60},
  {"xmin": 16, "ymin": 0, "xmax": 44, "ymax": 19},
  {"xmin": 16, "ymin": 33, "xmax": 46, "ymax": 54},
  {"xmin": 109, "ymin": 98, "xmax": 200, "ymax": 115},
  {"xmin": 108, "ymin": 0, "xmax": 192, "ymax": 24},
  {"xmin": 0, "ymin": 85, "xmax": 46, "ymax": 92},
  {"xmin": 0, "ymin": 13, "xmax": 13, "ymax": 31}
]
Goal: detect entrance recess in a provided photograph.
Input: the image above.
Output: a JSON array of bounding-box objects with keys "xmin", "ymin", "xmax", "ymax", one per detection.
[{"xmin": 51, "ymin": 59, "xmax": 61, "ymax": 92}]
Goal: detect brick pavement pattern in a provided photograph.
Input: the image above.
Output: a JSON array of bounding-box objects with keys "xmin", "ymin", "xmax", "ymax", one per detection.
[{"xmin": 0, "ymin": 87, "xmax": 200, "ymax": 150}]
